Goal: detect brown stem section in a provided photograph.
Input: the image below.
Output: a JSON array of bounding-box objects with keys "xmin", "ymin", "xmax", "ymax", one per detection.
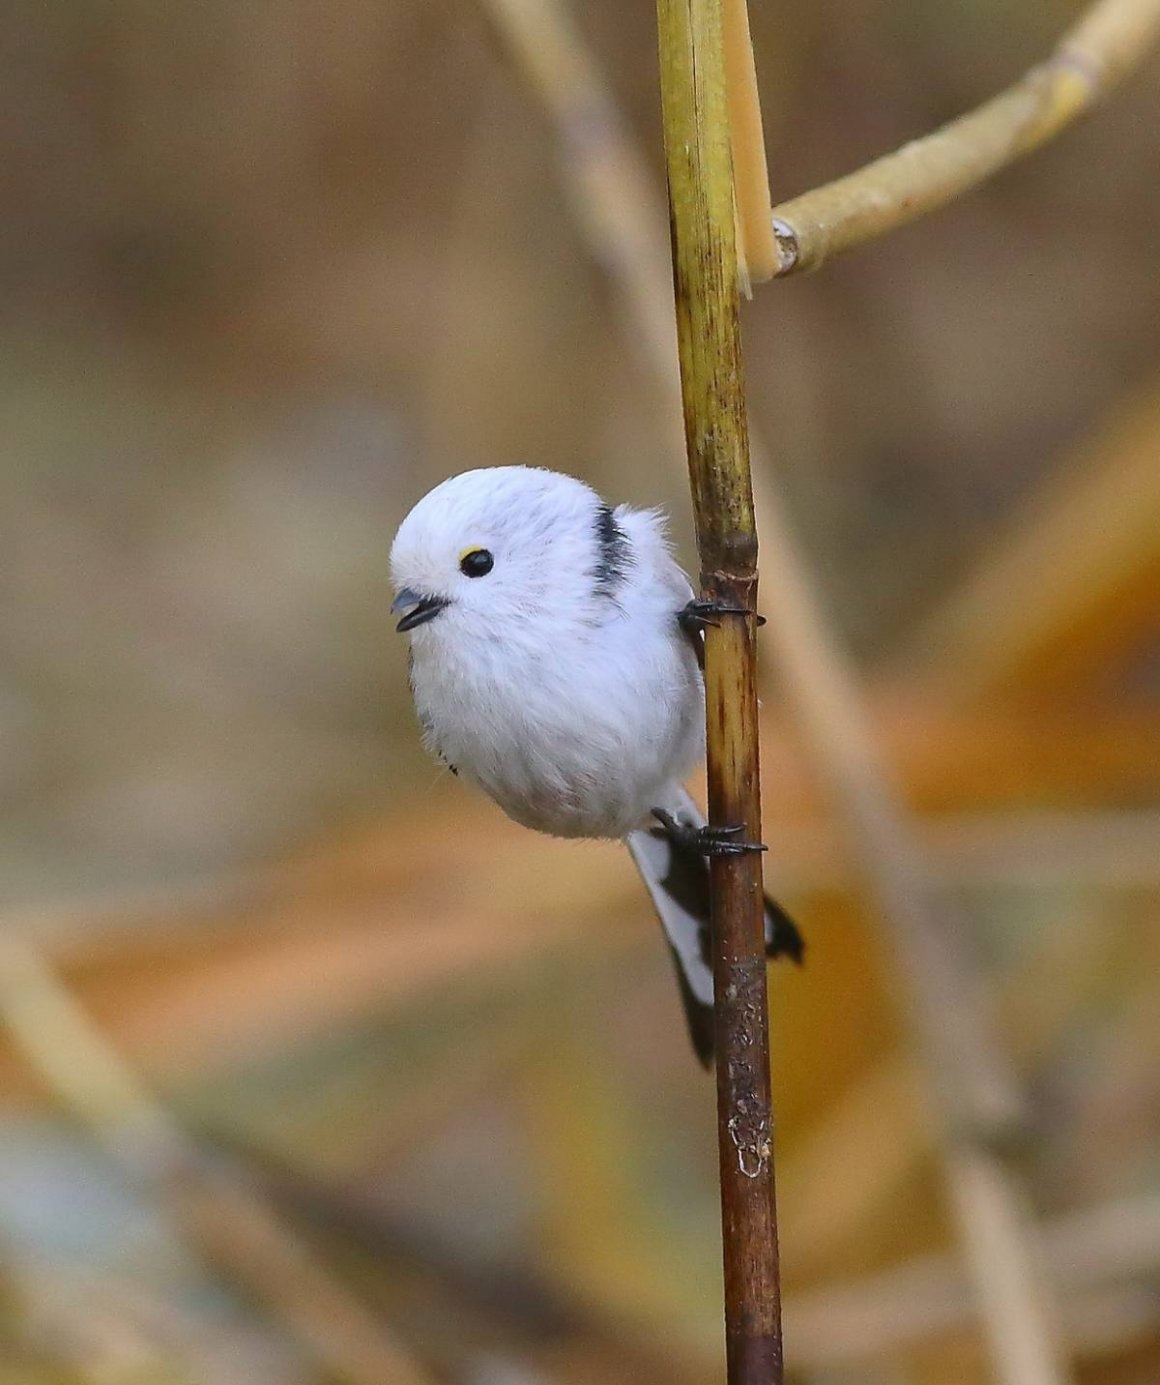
[
  {"xmin": 655, "ymin": 0, "xmax": 781, "ymax": 1377},
  {"xmin": 706, "ymin": 575, "xmax": 782, "ymax": 1380}
]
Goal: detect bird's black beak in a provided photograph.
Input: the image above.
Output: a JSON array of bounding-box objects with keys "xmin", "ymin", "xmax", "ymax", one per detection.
[{"xmin": 392, "ymin": 588, "xmax": 449, "ymax": 633}]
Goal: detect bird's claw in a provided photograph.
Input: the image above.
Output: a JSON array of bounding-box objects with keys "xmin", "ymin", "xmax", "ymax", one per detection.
[
  {"xmin": 697, "ymin": 829, "xmax": 769, "ymax": 857},
  {"xmin": 678, "ymin": 599, "xmax": 766, "ymax": 635},
  {"xmin": 697, "ymin": 823, "xmax": 768, "ymax": 855},
  {"xmin": 652, "ymin": 808, "xmax": 768, "ymax": 858}
]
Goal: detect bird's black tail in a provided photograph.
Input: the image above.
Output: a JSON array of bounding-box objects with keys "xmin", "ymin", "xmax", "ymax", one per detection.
[{"xmin": 625, "ymin": 790, "xmax": 803, "ymax": 1067}]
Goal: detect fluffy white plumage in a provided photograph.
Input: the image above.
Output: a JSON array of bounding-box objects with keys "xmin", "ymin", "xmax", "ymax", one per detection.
[
  {"xmin": 390, "ymin": 466, "xmax": 702, "ymax": 838},
  {"xmin": 390, "ymin": 466, "xmax": 801, "ymax": 1065}
]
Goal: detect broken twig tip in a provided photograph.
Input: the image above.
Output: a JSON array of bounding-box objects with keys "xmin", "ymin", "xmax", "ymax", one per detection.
[{"xmin": 771, "ymin": 218, "xmax": 799, "ymax": 276}]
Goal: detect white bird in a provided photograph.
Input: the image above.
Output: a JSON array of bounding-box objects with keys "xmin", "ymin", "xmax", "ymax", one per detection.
[{"xmin": 390, "ymin": 466, "xmax": 802, "ymax": 1064}]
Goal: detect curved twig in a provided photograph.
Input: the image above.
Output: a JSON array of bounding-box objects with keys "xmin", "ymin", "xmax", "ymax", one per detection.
[{"xmin": 771, "ymin": 0, "xmax": 1160, "ymax": 275}]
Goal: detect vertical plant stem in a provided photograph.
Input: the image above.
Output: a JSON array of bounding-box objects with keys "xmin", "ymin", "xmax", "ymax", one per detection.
[
  {"xmin": 481, "ymin": 1, "xmax": 1076, "ymax": 1375},
  {"xmin": 655, "ymin": 1, "xmax": 782, "ymax": 1379}
]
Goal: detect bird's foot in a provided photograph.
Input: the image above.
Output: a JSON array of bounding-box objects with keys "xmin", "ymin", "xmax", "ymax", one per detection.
[
  {"xmin": 677, "ymin": 598, "xmax": 766, "ymax": 635},
  {"xmin": 652, "ymin": 808, "xmax": 768, "ymax": 858}
]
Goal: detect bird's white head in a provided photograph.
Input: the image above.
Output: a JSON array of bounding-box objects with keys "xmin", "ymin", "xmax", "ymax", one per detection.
[{"xmin": 389, "ymin": 466, "xmax": 631, "ymax": 645}]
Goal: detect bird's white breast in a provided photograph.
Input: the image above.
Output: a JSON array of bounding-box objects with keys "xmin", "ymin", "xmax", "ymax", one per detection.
[{"xmin": 408, "ymin": 587, "xmax": 703, "ymax": 840}]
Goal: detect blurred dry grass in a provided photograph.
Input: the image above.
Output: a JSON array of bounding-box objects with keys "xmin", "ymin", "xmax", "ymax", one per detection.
[{"xmin": 0, "ymin": 0, "xmax": 1158, "ymax": 1380}]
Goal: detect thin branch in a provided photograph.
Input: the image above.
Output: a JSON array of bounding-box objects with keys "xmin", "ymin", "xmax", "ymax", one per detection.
[
  {"xmin": 654, "ymin": 0, "xmax": 781, "ymax": 1380},
  {"xmin": 478, "ymin": 3, "xmax": 1075, "ymax": 1381},
  {"xmin": 770, "ymin": 0, "xmax": 1160, "ymax": 275}
]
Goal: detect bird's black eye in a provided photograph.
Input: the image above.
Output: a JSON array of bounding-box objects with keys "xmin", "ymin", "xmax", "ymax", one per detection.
[{"xmin": 459, "ymin": 548, "xmax": 494, "ymax": 578}]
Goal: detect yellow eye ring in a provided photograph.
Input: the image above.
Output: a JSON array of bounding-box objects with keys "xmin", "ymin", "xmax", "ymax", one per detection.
[{"xmin": 459, "ymin": 548, "xmax": 494, "ymax": 578}]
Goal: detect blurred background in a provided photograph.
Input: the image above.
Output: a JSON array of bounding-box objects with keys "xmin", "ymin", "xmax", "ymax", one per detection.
[{"xmin": 1, "ymin": 0, "xmax": 1158, "ymax": 1380}]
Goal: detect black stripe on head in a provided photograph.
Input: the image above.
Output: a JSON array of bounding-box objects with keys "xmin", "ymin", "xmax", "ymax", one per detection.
[{"xmin": 593, "ymin": 503, "xmax": 632, "ymax": 599}]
